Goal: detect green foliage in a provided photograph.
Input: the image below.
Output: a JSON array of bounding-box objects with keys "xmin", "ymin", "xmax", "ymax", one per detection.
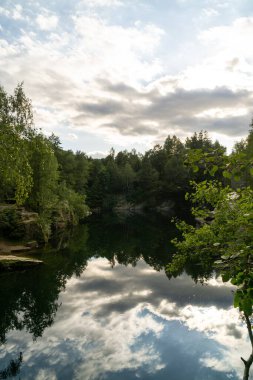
[
  {"xmin": 0, "ymin": 208, "xmax": 24, "ymax": 239},
  {"xmin": 37, "ymin": 214, "xmax": 52, "ymax": 243},
  {"xmin": 0, "ymin": 84, "xmax": 90, "ymax": 241},
  {"xmin": 27, "ymin": 134, "xmax": 59, "ymax": 213},
  {"xmin": 186, "ymin": 141, "xmax": 253, "ymax": 188},
  {"xmin": 169, "ymin": 183, "xmax": 253, "ymax": 316},
  {"xmin": 0, "ymin": 84, "xmax": 33, "ymax": 205},
  {"xmin": 55, "ymin": 184, "xmax": 89, "ymax": 225},
  {"xmin": 84, "ymin": 131, "xmax": 237, "ymax": 211},
  {"xmin": 86, "ymin": 160, "xmax": 109, "ymax": 209},
  {"xmin": 168, "ymin": 135, "xmax": 253, "ymax": 316}
]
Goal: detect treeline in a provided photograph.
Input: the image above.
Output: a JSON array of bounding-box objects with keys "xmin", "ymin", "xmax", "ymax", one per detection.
[
  {"xmin": 86, "ymin": 133, "xmax": 226, "ymax": 210},
  {"xmin": 1, "ymin": 84, "xmax": 253, "ymax": 240}
]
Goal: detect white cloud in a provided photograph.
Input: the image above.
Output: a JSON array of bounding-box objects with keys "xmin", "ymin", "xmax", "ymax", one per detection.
[
  {"xmin": 0, "ymin": 6, "xmax": 9, "ymax": 17},
  {"xmin": 36, "ymin": 14, "xmax": 58, "ymax": 31},
  {"xmin": 87, "ymin": 150, "xmax": 107, "ymax": 158},
  {"xmin": 0, "ymin": 4, "xmax": 23, "ymax": 20},
  {"xmin": 201, "ymin": 8, "xmax": 220, "ymax": 17},
  {"xmin": 72, "ymin": 15, "xmax": 164, "ymax": 80},
  {"xmin": 12, "ymin": 4, "xmax": 23, "ymax": 20},
  {"xmin": 183, "ymin": 17, "xmax": 253, "ymax": 91},
  {"xmin": 82, "ymin": 0, "xmax": 123, "ymax": 7},
  {"xmin": 0, "ymin": 14, "xmax": 165, "ymax": 149},
  {"xmin": 67, "ymin": 133, "xmax": 78, "ymax": 140},
  {"xmin": 199, "ymin": 17, "xmax": 253, "ymax": 54}
]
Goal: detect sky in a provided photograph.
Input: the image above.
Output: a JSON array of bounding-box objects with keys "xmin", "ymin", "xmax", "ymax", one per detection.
[{"xmin": 1, "ymin": 0, "xmax": 253, "ymax": 156}]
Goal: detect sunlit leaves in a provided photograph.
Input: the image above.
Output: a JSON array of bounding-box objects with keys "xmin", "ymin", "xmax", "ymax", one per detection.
[
  {"xmin": 222, "ymin": 170, "xmax": 231, "ymax": 179},
  {"xmin": 0, "ymin": 83, "xmax": 37, "ymax": 205},
  {"xmin": 186, "ymin": 146, "xmax": 253, "ymax": 186}
]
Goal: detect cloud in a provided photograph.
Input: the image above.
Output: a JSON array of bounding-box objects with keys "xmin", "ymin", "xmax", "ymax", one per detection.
[
  {"xmin": 81, "ymin": 0, "xmax": 124, "ymax": 7},
  {"xmin": 76, "ymin": 99, "xmax": 124, "ymax": 115},
  {"xmin": 226, "ymin": 57, "xmax": 240, "ymax": 72},
  {"xmin": 1, "ymin": 2, "xmax": 253, "ymax": 153},
  {"xmin": 201, "ymin": 8, "xmax": 220, "ymax": 18},
  {"xmin": 0, "ymin": 4, "xmax": 23, "ymax": 20},
  {"xmin": 72, "ymin": 15, "xmax": 164, "ymax": 62},
  {"xmin": 36, "ymin": 14, "xmax": 58, "ymax": 30},
  {"xmin": 67, "ymin": 133, "xmax": 78, "ymax": 141},
  {"xmin": 87, "ymin": 150, "xmax": 107, "ymax": 158},
  {"xmin": 0, "ymin": 11, "xmax": 165, "ymax": 151},
  {"xmin": 70, "ymin": 84, "xmax": 252, "ymax": 140},
  {"xmin": 181, "ymin": 17, "xmax": 253, "ymax": 92}
]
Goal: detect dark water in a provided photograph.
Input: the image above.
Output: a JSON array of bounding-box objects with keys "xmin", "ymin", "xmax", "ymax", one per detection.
[{"xmin": 0, "ymin": 212, "xmax": 251, "ymax": 380}]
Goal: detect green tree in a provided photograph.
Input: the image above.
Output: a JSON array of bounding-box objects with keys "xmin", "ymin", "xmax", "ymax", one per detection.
[
  {"xmin": 137, "ymin": 158, "xmax": 159, "ymax": 204},
  {"xmin": 74, "ymin": 151, "xmax": 90, "ymax": 195},
  {"xmin": 167, "ymin": 130, "xmax": 253, "ymax": 378},
  {"xmin": 0, "ymin": 84, "xmax": 34, "ymax": 204},
  {"xmin": 27, "ymin": 134, "xmax": 59, "ymax": 214}
]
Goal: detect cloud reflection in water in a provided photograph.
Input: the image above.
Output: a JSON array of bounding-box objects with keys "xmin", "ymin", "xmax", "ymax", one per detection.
[{"xmin": 1, "ymin": 258, "xmax": 250, "ymax": 380}]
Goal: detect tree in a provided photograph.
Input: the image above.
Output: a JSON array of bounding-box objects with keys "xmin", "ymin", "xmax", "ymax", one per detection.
[
  {"xmin": 86, "ymin": 161, "xmax": 109, "ymax": 209},
  {"xmin": 137, "ymin": 158, "xmax": 159, "ymax": 204},
  {"xmin": 0, "ymin": 84, "xmax": 34, "ymax": 205},
  {"xmin": 167, "ymin": 134, "xmax": 253, "ymax": 378},
  {"xmin": 164, "ymin": 135, "xmax": 185, "ymax": 157},
  {"xmin": 27, "ymin": 134, "xmax": 59, "ymax": 214},
  {"xmin": 185, "ymin": 130, "xmax": 213, "ymax": 151},
  {"xmin": 74, "ymin": 151, "xmax": 90, "ymax": 195}
]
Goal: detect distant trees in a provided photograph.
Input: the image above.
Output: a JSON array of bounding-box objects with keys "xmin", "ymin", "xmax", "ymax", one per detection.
[{"xmin": 85, "ymin": 132, "xmax": 229, "ymax": 210}]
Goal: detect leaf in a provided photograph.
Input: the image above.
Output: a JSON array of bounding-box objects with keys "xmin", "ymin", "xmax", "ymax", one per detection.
[
  {"xmin": 250, "ymin": 168, "xmax": 253, "ymax": 176},
  {"xmin": 223, "ymin": 170, "xmax": 231, "ymax": 179},
  {"xmin": 210, "ymin": 165, "xmax": 218, "ymax": 176},
  {"xmin": 222, "ymin": 272, "xmax": 231, "ymax": 282},
  {"xmin": 242, "ymin": 297, "xmax": 252, "ymax": 316},
  {"xmin": 234, "ymin": 292, "xmax": 241, "ymax": 308}
]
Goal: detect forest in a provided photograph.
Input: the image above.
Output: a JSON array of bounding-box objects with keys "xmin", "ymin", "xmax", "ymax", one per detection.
[{"xmin": 1, "ymin": 83, "xmax": 253, "ymax": 243}]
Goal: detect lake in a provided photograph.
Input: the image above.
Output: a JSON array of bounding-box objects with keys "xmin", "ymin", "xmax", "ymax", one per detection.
[{"xmin": 0, "ymin": 212, "xmax": 251, "ymax": 380}]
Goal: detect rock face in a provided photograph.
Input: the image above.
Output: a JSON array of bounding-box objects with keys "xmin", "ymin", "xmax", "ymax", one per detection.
[
  {"xmin": 0, "ymin": 204, "xmax": 42, "ymax": 241},
  {"xmin": 112, "ymin": 196, "xmax": 175, "ymax": 214}
]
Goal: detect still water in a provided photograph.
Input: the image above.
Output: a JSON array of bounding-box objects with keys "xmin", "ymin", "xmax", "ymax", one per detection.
[{"xmin": 0, "ymin": 212, "xmax": 251, "ymax": 380}]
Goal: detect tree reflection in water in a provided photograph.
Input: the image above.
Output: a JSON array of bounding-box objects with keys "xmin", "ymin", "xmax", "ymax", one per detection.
[
  {"xmin": 0, "ymin": 353, "xmax": 22, "ymax": 379},
  {"xmin": 242, "ymin": 314, "xmax": 253, "ymax": 380}
]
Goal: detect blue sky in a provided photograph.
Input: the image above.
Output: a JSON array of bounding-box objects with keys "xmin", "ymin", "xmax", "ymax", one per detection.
[{"xmin": 1, "ymin": 0, "xmax": 253, "ymax": 155}]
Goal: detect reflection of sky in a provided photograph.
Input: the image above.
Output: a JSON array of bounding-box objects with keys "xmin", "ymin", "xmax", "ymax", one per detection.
[{"xmin": 0, "ymin": 258, "xmax": 251, "ymax": 380}]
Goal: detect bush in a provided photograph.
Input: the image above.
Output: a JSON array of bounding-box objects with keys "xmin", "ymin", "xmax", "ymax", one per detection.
[{"xmin": 0, "ymin": 208, "xmax": 25, "ymax": 239}]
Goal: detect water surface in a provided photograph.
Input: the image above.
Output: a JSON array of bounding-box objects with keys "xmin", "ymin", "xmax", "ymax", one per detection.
[{"xmin": 0, "ymin": 213, "xmax": 251, "ymax": 379}]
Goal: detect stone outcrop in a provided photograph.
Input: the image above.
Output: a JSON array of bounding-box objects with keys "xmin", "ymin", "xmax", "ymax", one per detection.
[{"xmin": 0, "ymin": 204, "xmax": 42, "ymax": 241}]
